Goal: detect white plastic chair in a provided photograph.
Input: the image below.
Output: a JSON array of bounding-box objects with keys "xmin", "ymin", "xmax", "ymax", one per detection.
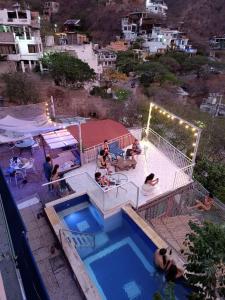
[{"xmin": 24, "ymin": 158, "xmax": 36, "ymax": 175}]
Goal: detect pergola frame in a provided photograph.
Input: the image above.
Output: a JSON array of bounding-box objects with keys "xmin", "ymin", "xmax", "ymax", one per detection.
[{"xmin": 146, "ymin": 102, "xmax": 202, "ymax": 163}]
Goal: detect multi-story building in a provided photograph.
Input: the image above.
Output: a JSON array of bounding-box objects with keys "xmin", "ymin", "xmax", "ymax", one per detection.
[
  {"xmin": 43, "ymin": 1, "xmax": 59, "ymax": 21},
  {"xmin": 0, "ymin": 4, "xmax": 43, "ymax": 72},
  {"xmin": 95, "ymin": 48, "xmax": 117, "ymax": 69},
  {"xmin": 122, "ymin": 13, "xmax": 196, "ymax": 54},
  {"xmin": 146, "ymin": 0, "xmax": 168, "ymax": 16}
]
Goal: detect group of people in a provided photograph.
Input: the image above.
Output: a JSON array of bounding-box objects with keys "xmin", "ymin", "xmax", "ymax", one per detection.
[
  {"xmin": 97, "ymin": 139, "xmax": 142, "ymax": 174},
  {"xmin": 154, "ymin": 248, "xmax": 184, "ymax": 282}
]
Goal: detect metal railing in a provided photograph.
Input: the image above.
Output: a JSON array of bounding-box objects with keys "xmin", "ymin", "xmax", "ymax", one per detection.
[
  {"xmin": 83, "ymin": 133, "xmax": 135, "ymax": 163},
  {"xmin": 147, "ymin": 128, "xmax": 192, "ymax": 169},
  {"xmin": 173, "ymin": 164, "xmax": 195, "ymax": 189},
  {"xmin": 59, "ymin": 228, "xmax": 95, "ymax": 248},
  {"xmin": 137, "ymin": 181, "xmax": 225, "ymax": 225},
  {"xmin": 42, "ymin": 171, "xmax": 139, "ymax": 213}
]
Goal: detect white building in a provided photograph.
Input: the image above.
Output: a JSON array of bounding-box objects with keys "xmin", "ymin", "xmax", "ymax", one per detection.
[
  {"xmin": 121, "ymin": 17, "xmax": 138, "ymax": 42},
  {"xmin": 43, "ymin": 2, "xmax": 59, "ymax": 21},
  {"xmin": 146, "ymin": 0, "xmax": 168, "ymax": 16},
  {"xmin": 95, "ymin": 48, "xmax": 117, "ymax": 69},
  {"xmin": 45, "ymin": 43, "xmax": 103, "ymax": 78},
  {"xmin": 0, "ymin": 4, "xmax": 43, "ymax": 72}
]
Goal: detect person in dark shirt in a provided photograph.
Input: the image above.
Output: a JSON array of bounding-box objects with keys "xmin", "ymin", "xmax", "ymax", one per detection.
[{"xmin": 43, "ymin": 156, "xmax": 53, "ymax": 189}]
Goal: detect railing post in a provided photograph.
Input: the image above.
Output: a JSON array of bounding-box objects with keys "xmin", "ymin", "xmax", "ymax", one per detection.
[
  {"xmin": 136, "ymin": 187, "xmax": 140, "ymax": 209},
  {"xmin": 173, "ymin": 171, "xmax": 177, "ymax": 189}
]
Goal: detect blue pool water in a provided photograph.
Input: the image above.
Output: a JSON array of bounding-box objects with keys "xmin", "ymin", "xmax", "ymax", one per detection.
[{"xmin": 55, "ymin": 194, "xmax": 190, "ymax": 300}]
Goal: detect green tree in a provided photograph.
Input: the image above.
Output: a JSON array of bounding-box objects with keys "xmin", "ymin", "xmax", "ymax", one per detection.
[
  {"xmin": 136, "ymin": 62, "xmax": 179, "ymax": 86},
  {"xmin": 194, "ymin": 158, "xmax": 225, "ymax": 203},
  {"xmin": 185, "ymin": 221, "xmax": 225, "ymax": 299},
  {"xmin": 116, "ymin": 50, "xmax": 140, "ymax": 75},
  {"xmin": 42, "ymin": 52, "xmax": 95, "ymax": 87},
  {"xmin": 2, "ymin": 72, "xmax": 40, "ymax": 105}
]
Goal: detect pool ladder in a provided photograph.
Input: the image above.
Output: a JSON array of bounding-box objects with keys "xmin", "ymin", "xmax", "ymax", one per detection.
[{"xmin": 59, "ymin": 229, "xmax": 95, "ymax": 249}]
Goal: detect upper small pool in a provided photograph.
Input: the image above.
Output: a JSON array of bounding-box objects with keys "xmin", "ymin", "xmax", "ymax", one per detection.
[{"xmin": 54, "ymin": 194, "xmax": 190, "ymax": 300}]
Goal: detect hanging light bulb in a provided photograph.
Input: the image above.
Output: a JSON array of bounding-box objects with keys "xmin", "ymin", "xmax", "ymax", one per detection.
[
  {"xmin": 167, "ymin": 114, "xmax": 170, "ymax": 119},
  {"xmin": 192, "ymin": 128, "xmax": 196, "ymax": 132},
  {"xmin": 185, "ymin": 125, "xmax": 189, "ymax": 129},
  {"xmin": 194, "ymin": 132, "xmax": 198, "ymax": 136},
  {"xmin": 162, "ymin": 111, "xmax": 166, "ymax": 115},
  {"xmin": 192, "ymin": 143, "xmax": 196, "ymax": 146},
  {"xmin": 171, "ymin": 116, "xmax": 175, "ymax": 120},
  {"xmin": 179, "ymin": 120, "xmax": 183, "ymax": 125}
]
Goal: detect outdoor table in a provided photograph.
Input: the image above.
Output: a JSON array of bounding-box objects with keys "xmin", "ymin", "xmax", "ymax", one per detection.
[
  {"xmin": 107, "ymin": 172, "xmax": 128, "ymax": 197},
  {"xmin": 15, "ymin": 138, "xmax": 35, "ymax": 155}
]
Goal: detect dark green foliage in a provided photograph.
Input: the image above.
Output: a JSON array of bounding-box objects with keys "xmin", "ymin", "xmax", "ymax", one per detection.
[
  {"xmin": 116, "ymin": 50, "xmax": 140, "ymax": 74},
  {"xmin": 115, "ymin": 88, "xmax": 131, "ymax": 101},
  {"xmin": 136, "ymin": 62, "xmax": 179, "ymax": 86},
  {"xmin": 185, "ymin": 221, "xmax": 225, "ymax": 299},
  {"xmin": 2, "ymin": 72, "xmax": 40, "ymax": 105},
  {"xmin": 42, "ymin": 52, "xmax": 95, "ymax": 87},
  {"xmin": 194, "ymin": 158, "xmax": 225, "ymax": 203}
]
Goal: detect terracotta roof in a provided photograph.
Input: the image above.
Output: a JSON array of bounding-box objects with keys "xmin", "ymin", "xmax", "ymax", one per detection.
[{"xmin": 68, "ymin": 119, "xmax": 131, "ymax": 149}]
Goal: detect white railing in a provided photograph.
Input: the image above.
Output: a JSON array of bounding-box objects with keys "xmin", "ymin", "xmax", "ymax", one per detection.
[
  {"xmin": 173, "ymin": 164, "xmax": 194, "ymax": 189},
  {"xmin": 83, "ymin": 133, "xmax": 135, "ymax": 163},
  {"xmin": 147, "ymin": 128, "xmax": 192, "ymax": 169},
  {"xmin": 42, "ymin": 171, "xmax": 139, "ymax": 212}
]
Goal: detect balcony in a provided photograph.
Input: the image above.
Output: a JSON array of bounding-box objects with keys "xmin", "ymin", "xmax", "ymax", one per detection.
[{"xmin": 0, "ymin": 32, "xmax": 15, "ymax": 44}]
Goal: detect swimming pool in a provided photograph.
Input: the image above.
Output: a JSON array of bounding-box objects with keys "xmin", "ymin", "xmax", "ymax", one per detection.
[{"xmin": 53, "ymin": 194, "xmax": 190, "ymax": 300}]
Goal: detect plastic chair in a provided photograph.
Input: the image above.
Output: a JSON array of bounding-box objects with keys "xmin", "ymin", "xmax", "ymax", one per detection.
[{"xmin": 24, "ymin": 158, "xmax": 36, "ymax": 175}]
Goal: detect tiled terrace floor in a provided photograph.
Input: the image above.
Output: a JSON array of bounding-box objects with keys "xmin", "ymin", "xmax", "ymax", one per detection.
[
  {"xmin": 19, "ymin": 200, "xmax": 83, "ymax": 300},
  {"xmin": 65, "ymin": 141, "xmax": 191, "ymax": 208},
  {"xmin": 150, "ymin": 215, "xmax": 200, "ymax": 257}
]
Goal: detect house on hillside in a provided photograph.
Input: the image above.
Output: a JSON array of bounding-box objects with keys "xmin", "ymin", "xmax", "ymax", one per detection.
[
  {"xmin": 43, "ymin": 2, "xmax": 59, "ymax": 21},
  {"xmin": 95, "ymin": 48, "xmax": 117, "ymax": 69},
  {"xmin": 107, "ymin": 40, "xmax": 129, "ymax": 52},
  {"xmin": 0, "ymin": 3, "xmax": 43, "ymax": 72},
  {"xmin": 200, "ymin": 93, "xmax": 225, "ymax": 117},
  {"xmin": 146, "ymin": 0, "xmax": 168, "ymax": 16}
]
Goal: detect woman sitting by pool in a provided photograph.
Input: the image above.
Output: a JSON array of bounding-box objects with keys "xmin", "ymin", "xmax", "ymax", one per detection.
[
  {"xmin": 154, "ymin": 248, "xmax": 173, "ymax": 271},
  {"xmin": 142, "ymin": 173, "xmax": 159, "ymax": 195}
]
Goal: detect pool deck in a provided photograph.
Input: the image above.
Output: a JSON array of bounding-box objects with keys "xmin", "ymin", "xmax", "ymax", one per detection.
[
  {"xmin": 19, "ymin": 200, "xmax": 83, "ymax": 300},
  {"xmin": 64, "ymin": 141, "xmax": 191, "ymax": 210}
]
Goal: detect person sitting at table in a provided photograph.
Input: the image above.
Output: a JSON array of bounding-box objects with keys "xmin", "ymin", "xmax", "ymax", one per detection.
[
  {"xmin": 43, "ymin": 156, "xmax": 53, "ymax": 187},
  {"xmin": 142, "ymin": 173, "xmax": 159, "ymax": 194},
  {"xmin": 189, "ymin": 193, "xmax": 214, "ymax": 211},
  {"xmin": 98, "ymin": 149, "xmax": 112, "ymax": 173},
  {"xmin": 95, "ymin": 172, "xmax": 110, "ymax": 187},
  {"xmin": 132, "ymin": 139, "xmax": 142, "ymax": 155}
]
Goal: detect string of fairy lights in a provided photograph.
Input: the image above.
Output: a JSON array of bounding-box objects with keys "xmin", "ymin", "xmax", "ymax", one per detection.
[
  {"xmin": 149, "ymin": 103, "xmax": 201, "ymax": 160},
  {"xmin": 45, "ymin": 102, "xmax": 67, "ymax": 129}
]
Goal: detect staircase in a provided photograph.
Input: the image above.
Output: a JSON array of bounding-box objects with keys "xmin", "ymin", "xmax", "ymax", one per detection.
[
  {"xmin": 59, "ymin": 229, "xmax": 95, "ymax": 249},
  {"xmin": 72, "ymin": 233, "xmax": 95, "ymax": 248}
]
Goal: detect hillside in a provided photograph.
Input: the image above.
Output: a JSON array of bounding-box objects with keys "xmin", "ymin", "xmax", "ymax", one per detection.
[
  {"xmin": 2, "ymin": 0, "xmax": 225, "ymax": 48},
  {"xmin": 166, "ymin": 0, "xmax": 225, "ymax": 50}
]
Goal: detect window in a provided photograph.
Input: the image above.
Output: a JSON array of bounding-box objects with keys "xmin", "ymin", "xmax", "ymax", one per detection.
[
  {"xmin": 124, "ymin": 26, "xmax": 127, "ymax": 31},
  {"xmin": 0, "ymin": 44, "xmax": 16, "ymax": 54},
  {"xmin": 28, "ymin": 44, "xmax": 38, "ymax": 53},
  {"xmin": 18, "ymin": 12, "xmax": 27, "ymax": 19},
  {"xmin": 8, "ymin": 11, "xmax": 17, "ymax": 20}
]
